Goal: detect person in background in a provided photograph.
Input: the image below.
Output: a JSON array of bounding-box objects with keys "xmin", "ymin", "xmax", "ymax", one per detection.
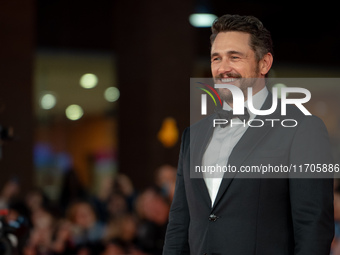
[
  {"xmin": 136, "ymin": 188, "xmax": 170, "ymax": 255},
  {"xmin": 58, "ymin": 169, "xmax": 89, "ymax": 216},
  {"xmin": 113, "ymin": 174, "xmax": 137, "ymax": 213},
  {"xmin": 23, "ymin": 209, "xmax": 55, "ymax": 255},
  {"xmin": 0, "ymin": 178, "xmax": 21, "ymax": 210},
  {"xmin": 103, "ymin": 213, "xmax": 138, "ymax": 254},
  {"xmin": 66, "ymin": 201, "xmax": 105, "ymax": 254},
  {"xmin": 155, "ymin": 165, "xmax": 177, "ymax": 202},
  {"xmin": 50, "ymin": 219, "xmax": 75, "ymax": 255}
]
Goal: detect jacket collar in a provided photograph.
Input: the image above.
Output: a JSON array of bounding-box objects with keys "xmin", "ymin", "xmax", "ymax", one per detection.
[{"xmin": 190, "ymin": 91, "xmax": 282, "ymax": 210}]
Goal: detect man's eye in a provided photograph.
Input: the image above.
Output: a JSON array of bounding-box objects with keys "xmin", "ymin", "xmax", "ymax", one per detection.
[
  {"xmin": 231, "ymin": 56, "xmax": 240, "ymax": 59},
  {"xmin": 211, "ymin": 57, "xmax": 220, "ymax": 62}
]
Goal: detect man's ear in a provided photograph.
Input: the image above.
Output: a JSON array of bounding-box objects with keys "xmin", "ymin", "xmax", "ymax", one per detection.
[{"xmin": 259, "ymin": 53, "xmax": 273, "ymax": 76}]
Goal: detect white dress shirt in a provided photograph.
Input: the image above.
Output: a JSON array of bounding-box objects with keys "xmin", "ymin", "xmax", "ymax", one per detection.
[{"xmin": 202, "ymin": 86, "xmax": 268, "ymax": 207}]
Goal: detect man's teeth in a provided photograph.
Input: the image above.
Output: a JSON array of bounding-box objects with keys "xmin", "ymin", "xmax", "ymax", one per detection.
[{"xmin": 221, "ymin": 78, "xmax": 237, "ymax": 82}]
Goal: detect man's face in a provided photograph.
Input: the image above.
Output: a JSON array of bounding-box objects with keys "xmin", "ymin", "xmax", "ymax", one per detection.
[{"xmin": 211, "ymin": 31, "xmax": 262, "ymax": 103}]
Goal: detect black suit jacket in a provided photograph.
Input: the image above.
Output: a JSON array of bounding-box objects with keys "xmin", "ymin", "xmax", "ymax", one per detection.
[{"xmin": 163, "ymin": 94, "xmax": 334, "ymax": 255}]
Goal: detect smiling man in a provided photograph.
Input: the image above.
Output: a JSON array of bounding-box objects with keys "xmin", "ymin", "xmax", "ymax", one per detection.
[
  {"xmin": 211, "ymin": 30, "xmax": 271, "ymax": 105},
  {"xmin": 163, "ymin": 14, "xmax": 334, "ymax": 255}
]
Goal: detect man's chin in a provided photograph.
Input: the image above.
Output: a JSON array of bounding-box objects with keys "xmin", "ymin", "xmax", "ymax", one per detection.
[{"xmin": 217, "ymin": 89, "xmax": 233, "ymax": 103}]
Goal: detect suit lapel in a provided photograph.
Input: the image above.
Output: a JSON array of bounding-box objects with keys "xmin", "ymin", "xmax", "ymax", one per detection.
[
  {"xmin": 212, "ymin": 93, "xmax": 281, "ymax": 210},
  {"xmin": 191, "ymin": 115, "xmax": 215, "ymax": 207}
]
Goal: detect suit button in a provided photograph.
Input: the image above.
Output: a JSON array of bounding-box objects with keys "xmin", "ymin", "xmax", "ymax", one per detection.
[{"xmin": 209, "ymin": 214, "xmax": 218, "ymax": 221}]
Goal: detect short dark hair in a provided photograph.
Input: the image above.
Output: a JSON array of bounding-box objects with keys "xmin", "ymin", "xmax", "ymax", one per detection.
[{"xmin": 210, "ymin": 14, "xmax": 273, "ymax": 61}]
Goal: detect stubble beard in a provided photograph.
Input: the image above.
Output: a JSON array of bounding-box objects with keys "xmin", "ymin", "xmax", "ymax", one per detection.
[{"xmin": 215, "ymin": 65, "xmax": 260, "ymax": 105}]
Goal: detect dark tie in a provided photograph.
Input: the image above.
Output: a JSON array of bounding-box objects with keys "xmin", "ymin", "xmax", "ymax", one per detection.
[{"xmin": 216, "ymin": 107, "xmax": 250, "ymax": 128}]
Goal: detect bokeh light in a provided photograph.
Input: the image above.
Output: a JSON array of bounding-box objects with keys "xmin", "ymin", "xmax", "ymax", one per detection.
[
  {"xmin": 80, "ymin": 73, "xmax": 98, "ymax": 89},
  {"xmin": 189, "ymin": 13, "xmax": 217, "ymax": 28},
  {"xmin": 65, "ymin": 104, "xmax": 84, "ymax": 120},
  {"xmin": 104, "ymin": 87, "xmax": 120, "ymax": 102},
  {"xmin": 40, "ymin": 93, "xmax": 57, "ymax": 110}
]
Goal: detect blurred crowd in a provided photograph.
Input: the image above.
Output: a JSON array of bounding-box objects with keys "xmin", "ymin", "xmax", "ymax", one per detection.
[
  {"xmin": 0, "ymin": 164, "xmax": 177, "ymax": 255},
  {"xmin": 3, "ymin": 166, "xmax": 340, "ymax": 255}
]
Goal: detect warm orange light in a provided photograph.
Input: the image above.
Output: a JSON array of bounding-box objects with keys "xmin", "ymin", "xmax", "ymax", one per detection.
[{"xmin": 157, "ymin": 117, "xmax": 179, "ymax": 148}]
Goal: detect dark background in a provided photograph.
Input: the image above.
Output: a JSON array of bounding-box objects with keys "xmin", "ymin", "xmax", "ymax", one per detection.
[
  {"xmin": 1, "ymin": 0, "xmax": 340, "ymax": 192},
  {"xmin": 37, "ymin": 1, "xmax": 340, "ymax": 65}
]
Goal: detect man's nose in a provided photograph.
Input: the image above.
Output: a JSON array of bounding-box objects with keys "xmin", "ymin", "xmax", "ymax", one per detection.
[{"xmin": 217, "ymin": 59, "xmax": 232, "ymax": 75}]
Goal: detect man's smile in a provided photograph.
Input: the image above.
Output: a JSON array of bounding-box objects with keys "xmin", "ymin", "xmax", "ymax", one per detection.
[{"xmin": 220, "ymin": 78, "xmax": 239, "ymax": 83}]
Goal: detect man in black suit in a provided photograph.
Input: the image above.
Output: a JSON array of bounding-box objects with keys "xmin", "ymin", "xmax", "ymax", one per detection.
[{"xmin": 163, "ymin": 14, "xmax": 334, "ymax": 255}]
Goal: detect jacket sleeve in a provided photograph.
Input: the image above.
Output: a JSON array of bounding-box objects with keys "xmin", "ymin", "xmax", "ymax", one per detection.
[
  {"xmin": 289, "ymin": 116, "xmax": 334, "ymax": 255},
  {"xmin": 163, "ymin": 128, "xmax": 190, "ymax": 255}
]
